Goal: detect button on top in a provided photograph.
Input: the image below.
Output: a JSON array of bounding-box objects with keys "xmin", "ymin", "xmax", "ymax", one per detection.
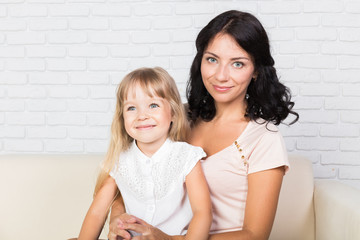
[{"xmin": 148, "ymin": 205, "xmax": 155, "ymax": 212}]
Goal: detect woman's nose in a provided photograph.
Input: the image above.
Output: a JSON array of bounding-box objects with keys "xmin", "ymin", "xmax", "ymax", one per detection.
[{"xmin": 215, "ymin": 64, "xmax": 230, "ymax": 81}]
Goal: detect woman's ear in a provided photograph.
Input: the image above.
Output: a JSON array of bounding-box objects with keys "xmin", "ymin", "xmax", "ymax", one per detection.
[{"xmin": 252, "ymin": 71, "xmax": 258, "ymax": 80}]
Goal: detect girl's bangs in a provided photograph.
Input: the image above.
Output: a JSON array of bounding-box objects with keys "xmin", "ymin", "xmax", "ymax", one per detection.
[{"xmin": 127, "ymin": 78, "xmax": 166, "ymax": 100}]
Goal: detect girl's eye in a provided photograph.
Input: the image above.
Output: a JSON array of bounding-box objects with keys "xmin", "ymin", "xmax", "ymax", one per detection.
[
  {"xmin": 206, "ymin": 57, "xmax": 217, "ymax": 63},
  {"xmin": 233, "ymin": 62, "xmax": 243, "ymax": 68},
  {"xmin": 150, "ymin": 103, "xmax": 159, "ymax": 109},
  {"xmin": 127, "ymin": 106, "xmax": 136, "ymax": 111}
]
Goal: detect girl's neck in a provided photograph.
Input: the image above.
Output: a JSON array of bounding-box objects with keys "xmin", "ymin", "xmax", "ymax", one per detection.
[{"xmin": 136, "ymin": 138, "xmax": 167, "ymax": 158}]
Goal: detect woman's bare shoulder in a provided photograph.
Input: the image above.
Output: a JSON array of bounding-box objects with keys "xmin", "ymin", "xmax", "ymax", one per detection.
[{"xmin": 187, "ymin": 119, "xmax": 206, "ymax": 145}]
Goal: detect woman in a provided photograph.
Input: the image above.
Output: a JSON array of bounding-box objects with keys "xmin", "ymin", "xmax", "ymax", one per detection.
[{"xmin": 108, "ymin": 10, "xmax": 299, "ymax": 240}]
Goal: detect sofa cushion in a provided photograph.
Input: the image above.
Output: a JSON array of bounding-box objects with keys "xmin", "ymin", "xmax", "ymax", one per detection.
[{"xmin": 1, "ymin": 154, "xmax": 315, "ymax": 240}]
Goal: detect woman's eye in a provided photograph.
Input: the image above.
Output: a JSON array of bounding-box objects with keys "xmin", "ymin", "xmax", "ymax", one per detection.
[
  {"xmin": 127, "ymin": 106, "xmax": 136, "ymax": 111},
  {"xmin": 233, "ymin": 62, "xmax": 243, "ymax": 68},
  {"xmin": 207, "ymin": 57, "xmax": 217, "ymax": 63},
  {"xmin": 150, "ymin": 103, "xmax": 159, "ymax": 109}
]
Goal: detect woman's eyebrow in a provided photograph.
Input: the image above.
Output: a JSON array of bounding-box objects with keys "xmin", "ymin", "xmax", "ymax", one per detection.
[
  {"xmin": 203, "ymin": 51, "xmax": 219, "ymax": 58},
  {"xmin": 203, "ymin": 51, "xmax": 250, "ymax": 61}
]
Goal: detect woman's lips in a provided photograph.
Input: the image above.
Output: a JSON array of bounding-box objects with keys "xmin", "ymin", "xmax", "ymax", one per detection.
[{"xmin": 213, "ymin": 85, "xmax": 232, "ymax": 92}]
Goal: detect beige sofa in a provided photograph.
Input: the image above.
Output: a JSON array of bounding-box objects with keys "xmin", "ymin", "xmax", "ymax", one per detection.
[{"xmin": 1, "ymin": 154, "xmax": 359, "ymax": 240}]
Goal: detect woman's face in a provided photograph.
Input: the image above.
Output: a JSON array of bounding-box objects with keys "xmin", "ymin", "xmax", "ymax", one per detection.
[{"xmin": 200, "ymin": 33, "xmax": 257, "ymax": 106}]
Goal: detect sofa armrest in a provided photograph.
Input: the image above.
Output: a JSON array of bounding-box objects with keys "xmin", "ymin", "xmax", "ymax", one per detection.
[
  {"xmin": 0, "ymin": 154, "xmax": 108, "ymax": 240},
  {"xmin": 314, "ymin": 180, "xmax": 360, "ymax": 240},
  {"xmin": 270, "ymin": 155, "xmax": 315, "ymax": 240}
]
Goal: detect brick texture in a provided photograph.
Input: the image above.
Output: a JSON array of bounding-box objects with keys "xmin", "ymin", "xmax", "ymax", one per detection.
[{"xmin": 0, "ymin": 0, "xmax": 359, "ymax": 189}]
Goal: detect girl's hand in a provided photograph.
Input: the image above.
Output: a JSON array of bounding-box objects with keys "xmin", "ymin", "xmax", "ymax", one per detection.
[{"xmin": 108, "ymin": 213, "xmax": 137, "ymax": 240}]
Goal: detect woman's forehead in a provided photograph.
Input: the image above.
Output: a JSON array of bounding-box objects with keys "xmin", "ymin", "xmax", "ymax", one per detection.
[{"xmin": 207, "ymin": 34, "xmax": 249, "ymax": 56}]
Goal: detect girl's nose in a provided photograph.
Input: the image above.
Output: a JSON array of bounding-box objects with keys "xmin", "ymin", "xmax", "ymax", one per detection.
[
  {"xmin": 215, "ymin": 64, "xmax": 230, "ymax": 81},
  {"xmin": 137, "ymin": 108, "xmax": 149, "ymax": 121}
]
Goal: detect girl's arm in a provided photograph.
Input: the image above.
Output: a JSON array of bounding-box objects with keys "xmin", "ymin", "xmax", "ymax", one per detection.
[
  {"xmin": 78, "ymin": 176, "xmax": 118, "ymax": 240},
  {"xmin": 208, "ymin": 166, "xmax": 285, "ymax": 240},
  {"xmin": 185, "ymin": 161, "xmax": 212, "ymax": 240}
]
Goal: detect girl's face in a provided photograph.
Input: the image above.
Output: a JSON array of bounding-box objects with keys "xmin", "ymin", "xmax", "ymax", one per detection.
[
  {"xmin": 123, "ymin": 83, "xmax": 173, "ymax": 155},
  {"xmin": 200, "ymin": 33, "xmax": 257, "ymax": 106}
]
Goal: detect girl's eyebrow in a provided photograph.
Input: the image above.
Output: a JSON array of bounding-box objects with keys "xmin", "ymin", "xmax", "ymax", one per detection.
[
  {"xmin": 204, "ymin": 51, "xmax": 250, "ymax": 61},
  {"xmin": 123, "ymin": 97, "xmax": 165, "ymax": 104},
  {"xmin": 123, "ymin": 101, "xmax": 134, "ymax": 105}
]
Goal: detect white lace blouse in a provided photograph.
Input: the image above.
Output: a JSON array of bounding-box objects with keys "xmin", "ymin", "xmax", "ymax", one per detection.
[{"xmin": 110, "ymin": 138, "xmax": 206, "ymax": 235}]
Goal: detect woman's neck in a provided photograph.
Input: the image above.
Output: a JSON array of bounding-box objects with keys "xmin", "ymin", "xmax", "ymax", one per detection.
[{"xmin": 213, "ymin": 100, "xmax": 248, "ymax": 123}]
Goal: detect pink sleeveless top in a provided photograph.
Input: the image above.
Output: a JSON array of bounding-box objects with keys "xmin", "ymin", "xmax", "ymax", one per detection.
[{"xmin": 201, "ymin": 120, "xmax": 289, "ymax": 233}]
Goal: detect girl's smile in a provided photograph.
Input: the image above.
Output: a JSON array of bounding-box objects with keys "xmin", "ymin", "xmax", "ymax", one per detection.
[{"xmin": 135, "ymin": 124, "xmax": 156, "ymax": 130}]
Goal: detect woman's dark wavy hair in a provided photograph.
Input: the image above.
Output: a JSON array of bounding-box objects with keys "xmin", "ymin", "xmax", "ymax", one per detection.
[{"xmin": 186, "ymin": 10, "xmax": 299, "ymax": 125}]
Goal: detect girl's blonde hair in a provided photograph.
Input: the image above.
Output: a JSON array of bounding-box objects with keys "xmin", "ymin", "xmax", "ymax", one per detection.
[{"xmin": 94, "ymin": 67, "xmax": 189, "ymax": 196}]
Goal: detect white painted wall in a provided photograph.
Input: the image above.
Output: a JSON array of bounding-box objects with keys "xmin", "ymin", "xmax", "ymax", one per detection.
[{"xmin": 0, "ymin": 0, "xmax": 359, "ymax": 189}]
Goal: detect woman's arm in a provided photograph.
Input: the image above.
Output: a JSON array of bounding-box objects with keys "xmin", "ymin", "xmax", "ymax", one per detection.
[
  {"xmin": 185, "ymin": 161, "xmax": 212, "ymax": 240},
  {"xmin": 108, "ymin": 194, "xmax": 138, "ymax": 240},
  {"xmin": 78, "ymin": 176, "xmax": 118, "ymax": 240},
  {"xmin": 109, "ymin": 193, "xmax": 125, "ymax": 223},
  {"xmin": 111, "ymin": 166, "xmax": 283, "ymax": 240},
  {"xmin": 208, "ymin": 166, "xmax": 285, "ymax": 240}
]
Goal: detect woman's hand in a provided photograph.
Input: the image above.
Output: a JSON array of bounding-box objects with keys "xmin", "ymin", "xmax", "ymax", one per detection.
[
  {"xmin": 123, "ymin": 217, "xmax": 182, "ymax": 240},
  {"xmin": 108, "ymin": 195, "xmax": 183, "ymax": 240},
  {"xmin": 108, "ymin": 213, "xmax": 137, "ymax": 240}
]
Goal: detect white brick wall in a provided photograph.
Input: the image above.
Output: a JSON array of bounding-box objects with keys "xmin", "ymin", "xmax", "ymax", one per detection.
[{"xmin": 0, "ymin": 0, "xmax": 359, "ymax": 189}]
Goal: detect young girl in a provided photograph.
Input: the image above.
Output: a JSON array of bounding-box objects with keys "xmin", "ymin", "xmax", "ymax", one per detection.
[{"xmin": 78, "ymin": 67, "xmax": 212, "ymax": 240}]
